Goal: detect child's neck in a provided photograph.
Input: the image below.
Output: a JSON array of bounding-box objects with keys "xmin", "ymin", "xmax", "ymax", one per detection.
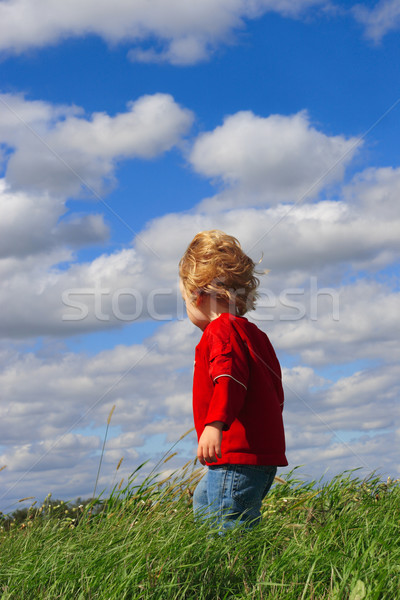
[{"xmin": 202, "ymin": 295, "xmax": 236, "ymax": 323}]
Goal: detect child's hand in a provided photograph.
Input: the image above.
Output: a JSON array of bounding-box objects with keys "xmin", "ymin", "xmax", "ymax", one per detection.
[{"xmin": 197, "ymin": 422, "xmax": 223, "ymax": 465}]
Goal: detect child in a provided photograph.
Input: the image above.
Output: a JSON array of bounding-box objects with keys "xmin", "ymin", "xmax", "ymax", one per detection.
[{"xmin": 179, "ymin": 230, "xmax": 288, "ymax": 532}]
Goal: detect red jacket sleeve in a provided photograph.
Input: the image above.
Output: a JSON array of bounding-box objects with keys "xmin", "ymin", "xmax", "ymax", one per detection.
[{"xmin": 204, "ymin": 324, "xmax": 249, "ymax": 430}]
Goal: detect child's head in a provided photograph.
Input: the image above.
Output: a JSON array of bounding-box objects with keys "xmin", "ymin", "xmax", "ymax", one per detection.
[{"xmin": 179, "ymin": 230, "xmax": 259, "ymax": 316}]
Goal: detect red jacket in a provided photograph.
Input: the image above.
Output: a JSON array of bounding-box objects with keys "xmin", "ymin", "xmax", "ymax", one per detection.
[{"xmin": 193, "ymin": 313, "xmax": 288, "ymax": 466}]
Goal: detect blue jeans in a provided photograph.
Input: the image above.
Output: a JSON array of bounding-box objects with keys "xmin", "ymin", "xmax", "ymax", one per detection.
[{"xmin": 193, "ymin": 464, "xmax": 277, "ymax": 532}]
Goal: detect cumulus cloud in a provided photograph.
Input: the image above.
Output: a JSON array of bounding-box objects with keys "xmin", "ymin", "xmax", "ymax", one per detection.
[
  {"xmin": 343, "ymin": 165, "xmax": 400, "ymax": 218},
  {"xmin": 0, "ymin": 434, "xmax": 100, "ymax": 473},
  {"xmin": 0, "ymin": 92, "xmax": 192, "ymax": 261},
  {"xmin": 0, "ymin": 319, "xmax": 198, "ymax": 506},
  {"xmin": 1, "ymin": 163, "xmax": 400, "ymax": 339},
  {"xmin": 0, "ymin": 319, "xmax": 198, "ymax": 450},
  {"xmin": 324, "ymin": 365, "xmax": 399, "ymax": 418},
  {"xmin": 138, "ymin": 165, "xmax": 400, "ymax": 280},
  {"xmin": 0, "ymin": 93, "xmax": 193, "ymax": 196},
  {"xmin": 0, "ymin": 0, "xmax": 327, "ymax": 64},
  {"xmin": 4, "ymin": 96, "xmax": 398, "ymax": 341},
  {"xmin": 353, "ymin": 0, "xmax": 400, "ymax": 43},
  {"xmin": 190, "ymin": 111, "xmax": 360, "ymax": 208},
  {"xmin": 281, "ymin": 364, "xmax": 399, "ymax": 480},
  {"xmin": 263, "ymin": 280, "xmax": 400, "ymax": 366},
  {"xmin": 290, "ymin": 431, "xmax": 398, "ymax": 482},
  {"xmin": 0, "ymin": 90, "xmax": 398, "ymax": 506},
  {"xmin": 128, "ymin": 36, "xmax": 211, "ymax": 66},
  {"xmin": 0, "ymin": 319, "xmax": 398, "ymax": 508},
  {"xmin": 0, "ymin": 180, "xmax": 109, "ymax": 259}
]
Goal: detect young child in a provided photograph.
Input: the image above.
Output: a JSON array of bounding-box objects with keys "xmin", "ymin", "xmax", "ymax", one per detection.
[{"xmin": 179, "ymin": 230, "xmax": 288, "ymax": 532}]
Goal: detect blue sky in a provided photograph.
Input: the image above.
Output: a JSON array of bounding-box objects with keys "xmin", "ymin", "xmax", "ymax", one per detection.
[{"xmin": 0, "ymin": 0, "xmax": 399, "ymax": 511}]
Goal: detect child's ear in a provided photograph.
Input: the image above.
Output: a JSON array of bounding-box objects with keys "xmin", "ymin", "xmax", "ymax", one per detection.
[{"xmin": 195, "ymin": 291, "xmax": 203, "ymax": 307}]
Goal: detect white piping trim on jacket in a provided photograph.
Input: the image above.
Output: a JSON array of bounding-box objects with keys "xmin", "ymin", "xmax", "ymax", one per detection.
[{"xmin": 213, "ymin": 374, "xmax": 247, "ymax": 390}]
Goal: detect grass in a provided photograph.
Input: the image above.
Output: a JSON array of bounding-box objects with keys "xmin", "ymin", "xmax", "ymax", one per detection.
[{"xmin": 0, "ymin": 458, "xmax": 399, "ymax": 600}]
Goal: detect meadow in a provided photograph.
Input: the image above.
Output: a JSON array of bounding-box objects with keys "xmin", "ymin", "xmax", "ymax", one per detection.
[{"xmin": 0, "ymin": 450, "xmax": 399, "ymax": 600}]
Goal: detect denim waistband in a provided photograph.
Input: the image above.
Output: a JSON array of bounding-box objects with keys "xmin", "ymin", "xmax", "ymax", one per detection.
[{"xmin": 208, "ymin": 464, "xmax": 276, "ymax": 471}]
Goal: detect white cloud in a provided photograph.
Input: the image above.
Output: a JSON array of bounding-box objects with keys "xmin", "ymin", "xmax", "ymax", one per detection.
[
  {"xmin": 266, "ymin": 280, "xmax": 400, "ymax": 366},
  {"xmin": 0, "ymin": 180, "xmax": 109, "ymax": 258},
  {"xmin": 128, "ymin": 36, "xmax": 210, "ymax": 66},
  {"xmin": 282, "ymin": 364, "xmax": 399, "ymax": 467},
  {"xmin": 343, "ymin": 165, "xmax": 400, "ymax": 218},
  {"xmin": 0, "ymin": 93, "xmax": 193, "ymax": 196},
  {"xmin": 0, "ymin": 434, "xmax": 99, "ymax": 472},
  {"xmin": 0, "ymin": 319, "xmax": 398, "ymax": 508},
  {"xmin": 281, "ymin": 364, "xmax": 399, "ymax": 482},
  {"xmin": 324, "ymin": 365, "xmax": 399, "ymax": 416},
  {"xmin": 0, "ymin": 93, "xmax": 79, "ymax": 135},
  {"xmin": 2, "ymin": 163, "xmax": 400, "ymax": 339},
  {"xmin": 0, "ymin": 319, "xmax": 197, "ymax": 448},
  {"xmin": 0, "ymin": 0, "xmax": 328, "ymax": 64},
  {"xmin": 353, "ymin": 0, "xmax": 400, "ymax": 43},
  {"xmin": 190, "ymin": 111, "xmax": 360, "ymax": 208},
  {"xmin": 138, "ymin": 165, "xmax": 400, "ymax": 278},
  {"xmin": 0, "ymin": 319, "xmax": 198, "ymax": 506},
  {"xmin": 3, "ymin": 93, "xmax": 398, "ymax": 342},
  {"xmin": 0, "ymin": 92, "xmax": 192, "ymax": 261},
  {"xmin": 0, "ymin": 91, "xmax": 398, "ymax": 505},
  {"xmin": 289, "ymin": 431, "xmax": 398, "ymax": 483}
]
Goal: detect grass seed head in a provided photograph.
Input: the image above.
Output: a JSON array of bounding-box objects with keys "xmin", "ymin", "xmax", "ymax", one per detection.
[{"xmin": 107, "ymin": 404, "xmax": 116, "ymax": 425}]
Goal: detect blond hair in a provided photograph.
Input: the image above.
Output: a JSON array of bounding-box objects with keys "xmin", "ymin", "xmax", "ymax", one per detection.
[{"xmin": 179, "ymin": 230, "xmax": 260, "ymax": 316}]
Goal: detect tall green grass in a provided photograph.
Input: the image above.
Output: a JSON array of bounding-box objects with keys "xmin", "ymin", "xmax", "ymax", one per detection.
[{"xmin": 0, "ymin": 458, "xmax": 399, "ymax": 599}]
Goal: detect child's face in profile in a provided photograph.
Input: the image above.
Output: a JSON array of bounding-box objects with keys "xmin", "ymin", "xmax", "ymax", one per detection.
[{"xmin": 179, "ymin": 280, "xmax": 210, "ymax": 331}]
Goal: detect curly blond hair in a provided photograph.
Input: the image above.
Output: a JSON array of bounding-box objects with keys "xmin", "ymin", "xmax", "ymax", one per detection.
[{"xmin": 179, "ymin": 230, "xmax": 260, "ymax": 316}]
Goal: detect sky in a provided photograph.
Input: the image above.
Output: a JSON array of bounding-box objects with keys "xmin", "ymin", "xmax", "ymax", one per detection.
[{"xmin": 0, "ymin": 0, "xmax": 399, "ymax": 512}]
